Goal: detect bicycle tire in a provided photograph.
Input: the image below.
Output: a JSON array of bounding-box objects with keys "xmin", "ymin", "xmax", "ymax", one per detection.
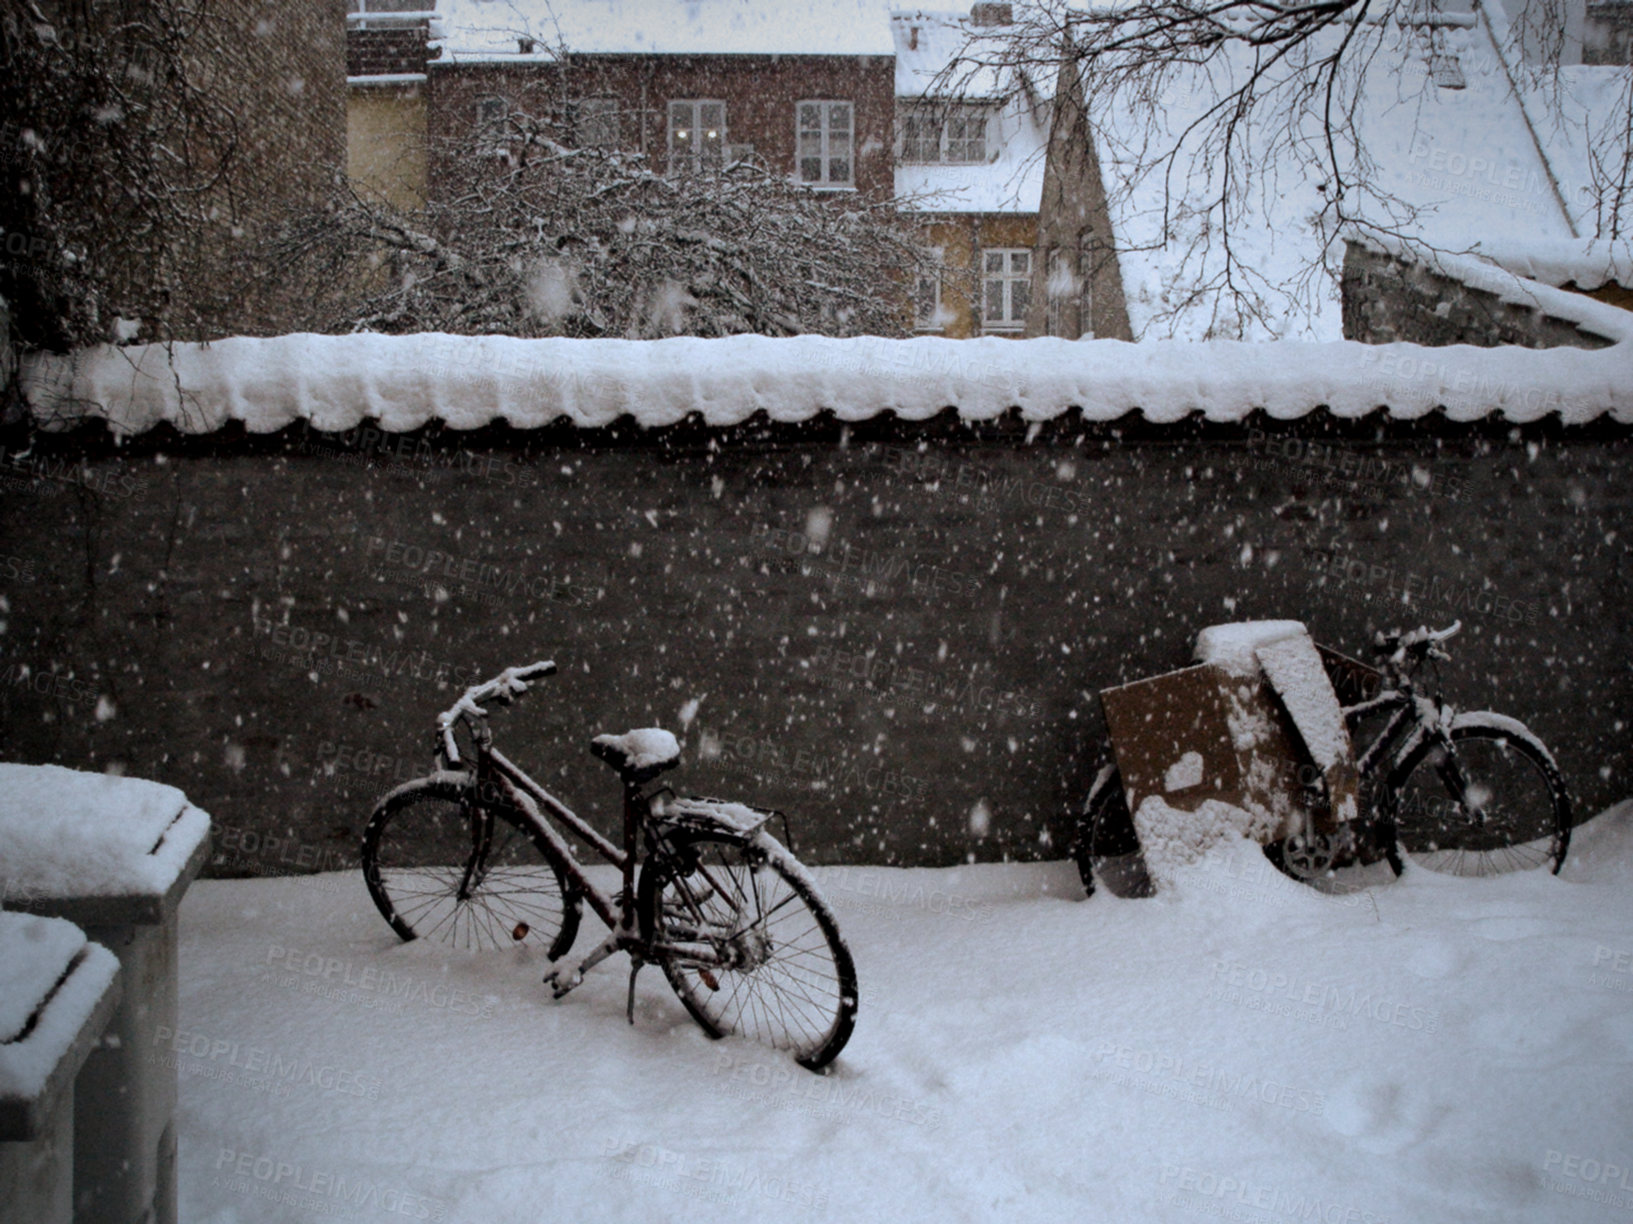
[
  {"xmin": 361, "ymin": 774, "xmax": 582, "ymax": 957},
  {"xmin": 637, "ymin": 828, "xmax": 857, "ymax": 1071},
  {"xmin": 1388, "ymin": 714, "xmax": 1572, "ymax": 876},
  {"xmin": 1073, "ymin": 762, "xmax": 1156, "ymax": 899}
]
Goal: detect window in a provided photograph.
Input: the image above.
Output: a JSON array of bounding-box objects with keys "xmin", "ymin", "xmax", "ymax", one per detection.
[
  {"xmin": 914, "ymin": 272, "xmax": 944, "ymax": 332},
  {"xmin": 898, "ymin": 103, "xmax": 992, "ymax": 164},
  {"xmin": 797, "ymin": 101, "xmax": 854, "ymax": 187},
  {"xmin": 575, "ymin": 97, "xmax": 620, "ymax": 148},
  {"xmin": 346, "ymin": 0, "xmax": 427, "ymax": 29},
  {"xmin": 669, "ymin": 100, "xmax": 725, "ymax": 174},
  {"xmin": 1045, "ymin": 247, "xmax": 1094, "ymax": 339},
  {"xmin": 982, "ymin": 248, "xmax": 1030, "ymax": 332},
  {"xmin": 475, "ymin": 95, "xmax": 511, "ymax": 160}
]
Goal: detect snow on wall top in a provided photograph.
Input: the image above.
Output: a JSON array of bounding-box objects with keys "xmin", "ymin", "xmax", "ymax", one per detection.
[
  {"xmin": 0, "ymin": 765, "xmax": 213, "ymax": 901},
  {"xmin": 1354, "ymin": 231, "xmax": 1633, "ymax": 341},
  {"xmin": 1469, "ymin": 236, "xmax": 1633, "ymax": 291},
  {"xmin": 17, "ymin": 331, "xmax": 1632, "ymax": 436},
  {"xmin": 430, "ymin": 0, "xmax": 897, "ymax": 60}
]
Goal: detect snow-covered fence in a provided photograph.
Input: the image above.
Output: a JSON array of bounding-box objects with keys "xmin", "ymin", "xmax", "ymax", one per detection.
[{"xmin": 18, "ymin": 329, "xmax": 1633, "ymax": 437}]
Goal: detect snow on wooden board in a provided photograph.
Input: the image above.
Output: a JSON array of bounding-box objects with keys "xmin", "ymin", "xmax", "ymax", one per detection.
[
  {"xmin": 19, "ymin": 332, "xmax": 1633, "ymax": 438},
  {"xmin": 0, "ymin": 911, "xmax": 85, "ymax": 1044},
  {"xmin": 0, "ymin": 914, "xmax": 119, "ymax": 1103},
  {"xmin": 0, "ymin": 763, "xmax": 211, "ymax": 900},
  {"xmin": 169, "ymin": 800, "xmax": 1633, "ymax": 1222}
]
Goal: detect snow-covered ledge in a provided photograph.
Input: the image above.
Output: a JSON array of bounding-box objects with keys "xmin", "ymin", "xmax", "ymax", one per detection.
[
  {"xmin": 19, "ymin": 329, "xmax": 1633, "ymax": 438},
  {"xmin": 0, "ymin": 765, "xmax": 212, "ymax": 927}
]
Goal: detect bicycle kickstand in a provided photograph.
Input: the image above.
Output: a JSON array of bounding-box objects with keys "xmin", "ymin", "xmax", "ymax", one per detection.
[{"xmin": 625, "ymin": 956, "xmax": 644, "ymax": 1025}]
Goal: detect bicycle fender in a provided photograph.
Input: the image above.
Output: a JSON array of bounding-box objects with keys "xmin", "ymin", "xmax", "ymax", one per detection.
[{"xmin": 655, "ymin": 796, "xmax": 776, "ymax": 840}]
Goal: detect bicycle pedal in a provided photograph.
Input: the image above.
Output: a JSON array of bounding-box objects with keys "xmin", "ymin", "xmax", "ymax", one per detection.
[
  {"xmin": 544, "ymin": 968, "xmax": 582, "ymax": 999},
  {"xmin": 697, "ymin": 968, "xmax": 720, "ymax": 992}
]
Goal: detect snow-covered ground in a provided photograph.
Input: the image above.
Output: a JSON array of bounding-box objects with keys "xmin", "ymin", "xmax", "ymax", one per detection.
[{"xmin": 175, "ymin": 802, "xmax": 1633, "ymax": 1223}]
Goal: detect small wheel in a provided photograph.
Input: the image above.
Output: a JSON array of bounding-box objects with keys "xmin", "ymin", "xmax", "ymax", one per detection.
[
  {"xmin": 1073, "ymin": 762, "xmax": 1155, "ymax": 898},
  {"xmin": 638, "ymin": 829, "xmax": 857, "ymax": 1070},
  {"xmin": 361, "ymin": 776, "xmax": 581, "ymax": 956},
  {"xmin": 1389, "ymin": 717, "xmax": 1572, "ymax": 876}
]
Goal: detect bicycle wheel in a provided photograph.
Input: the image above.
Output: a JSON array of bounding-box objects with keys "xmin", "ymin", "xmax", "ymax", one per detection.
[
  {"xmin": 1389, "ymin": 714, "xmax": 1572, "ymax": 876},
  {"xmin": 1073, "ymin": 763, "xmax": 1155, "ymax": 898},
  {"xmin": 637, "ymin": 828, "xmax": 857, "ymax": 1071},
  {"xmin": 362, "ymin": 775, "xmax": 581, "ymax": 957}
]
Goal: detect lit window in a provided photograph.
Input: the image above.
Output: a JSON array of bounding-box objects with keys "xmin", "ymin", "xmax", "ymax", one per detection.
[
  {"xmin": 982, "ymin": 249, "xmax": 1030, "ymax": 332},
  {"xmin": 899, "ymin": 103, "xmax": 992, "ymax": 164},
  {"xmin": 797, "ymin": 100, "xmax": 854, "ymax": 188},
  {"xmin": 669, "ymin": 99, "xmax": 725, "ymax": 174}
]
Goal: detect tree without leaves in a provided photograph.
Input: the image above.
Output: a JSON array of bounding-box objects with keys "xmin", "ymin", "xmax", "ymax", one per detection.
[
  {"xmin": 281, "ymin": 107, "xmax": 938, "ymax": 340},
  {"xmin": 0, "ymin": 0, "xmax": 240, "ymax": 377},
  {"xmin": 944, "ymin": 0, "xmax": 1633, "ymax": 338}
]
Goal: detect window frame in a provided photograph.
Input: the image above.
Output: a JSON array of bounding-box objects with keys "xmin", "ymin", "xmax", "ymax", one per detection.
[
  {"xmin": 913, "ymin": 269, "xmax": 944, "ymax": 333},
  {"xmin": 668, "ymin": 98, "xmax": 727, "ymax": 175},
  {"xmin": 574, "ymin": 96, "xmax": 620, "ymax": 149},
  {"xmin": 897, "ymin": 101, "xmax": 994, "ymax": 165},
  {"xmin": 795, "ymin": 99, "xmax": 856, "ymax": 189},
  {"xmin": 981, "ymin": 247, "xmax": 1031, "ymax": 333}
]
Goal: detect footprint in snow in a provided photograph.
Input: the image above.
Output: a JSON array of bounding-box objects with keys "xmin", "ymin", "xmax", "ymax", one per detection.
[
  {"xmin": 1324, "ymin": 1075, "xmax": 1440, "ymax": 1153},
  {"xmin": 1468, "ymin": 915, "xmax": 1558, "ymax": 943},
  {"xmin": 1401, "ymin": 939, "xmax": 1466, "ymax": 979},
  {"xmin": 1468, "ymin": 1004, "xmax": 1577, "ymax": 1057}
]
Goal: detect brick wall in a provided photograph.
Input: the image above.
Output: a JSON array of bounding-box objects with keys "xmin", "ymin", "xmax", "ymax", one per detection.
[
  {"xmin": 1, "ymin": 411, "xmax": 1626, "ymax": 878},
  {"xmin": 1341, "ymin": 241, "xmax": 1618, "ymax": 349},
  {"xmin": 162, "ymin": 0, "xmax": 347, "ymax": 339},
  {"xmin": 427, "ymin": 55, "xmax": 896, "ymax": 197}
]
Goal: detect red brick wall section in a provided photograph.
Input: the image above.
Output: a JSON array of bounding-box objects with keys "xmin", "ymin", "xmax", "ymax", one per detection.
[
  {"xmin": 426, "ymin": 56, "xmax": 896, "ymax": 198},
  {"xmin": 171, "ymin": 0, "xmax": 348, "ymax": 338}
]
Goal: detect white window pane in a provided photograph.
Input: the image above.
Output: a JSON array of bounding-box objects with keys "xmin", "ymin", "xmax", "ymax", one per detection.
[
  {"xmin": 1012, "ymin": 279, "xmax": 1031, "ymax": 320},
  {"xmin": 800, "ymin": 158, "xmax": 822, "ymax": 181},
  {"xmin": 829, "ymin": 157, "xmax": 850, "ymax": 182},
  {"xmin": 985, "ymin": 252, "xmax": 1004, "ymax": 274},
  {"xmin": 1011, "ymin": 252, "xmax": 1030, "ymax": 274},
  {"xmin": 986, "ymin": 279, "xmax": 1004, "ymax": 318},
  {"xmin": 829, "ymin": 103, "xmax": 852, "ymax": 131},
  {"xmin": 800, "ymin": 103, "xmax": 821, "ymax": 127}
]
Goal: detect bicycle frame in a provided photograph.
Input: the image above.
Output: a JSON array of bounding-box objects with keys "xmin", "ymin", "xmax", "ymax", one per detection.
[{"xmin": 447, "ymin": 718, "xmax": 749, "ymax": 977}]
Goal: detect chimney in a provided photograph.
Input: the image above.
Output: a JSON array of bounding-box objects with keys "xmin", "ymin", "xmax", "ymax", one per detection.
[{"xmin": 970, "ymin": 3, "xmax": 1013, "ymax": 25}]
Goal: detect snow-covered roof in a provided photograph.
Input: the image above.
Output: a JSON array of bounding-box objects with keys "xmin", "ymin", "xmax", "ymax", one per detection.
[
  {"xmin": 430, "ymin": 0, "xmax": 897, "ymax": 61},
  {"xmin": 1468, "ymin": 236, "xmax": 1633, "ymax": 289},
  {"xmin": 18, "ymin": 330, "xmax": 1632, "ymax": 438},
  {"xmin": 1085, "ymin": 0, "xmax": 1599, "ymax": 339},
  {"xmin": 891, "ymin": 11, "xmax": 1049, "ymax": 213}
]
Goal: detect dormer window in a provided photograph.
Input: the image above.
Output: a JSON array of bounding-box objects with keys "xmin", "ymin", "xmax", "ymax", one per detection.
[{"xmin": 899, "ymin": 102, "xmax": 993, "ymax": 164}]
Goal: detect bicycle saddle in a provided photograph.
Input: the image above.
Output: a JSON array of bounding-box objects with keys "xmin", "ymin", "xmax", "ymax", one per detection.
[{"xmin": 590, "ymin": 728, "xmax": 681, "ymax": 785}]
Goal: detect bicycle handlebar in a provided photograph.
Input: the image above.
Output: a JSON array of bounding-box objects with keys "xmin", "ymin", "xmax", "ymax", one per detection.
[
  {"xmin": 1372, "ymin": 621, "xmax": 1461, "ymax": 669},
  {"xmin": 436, "ymin": 660, "xmax": 556, "ymax": 764}
]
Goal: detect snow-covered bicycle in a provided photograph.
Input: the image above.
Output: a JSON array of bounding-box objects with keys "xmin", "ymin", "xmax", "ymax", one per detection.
[
  {"xmin": 1076, "ymin": 623, "xmax": 1573, "ymax": 896},
  {"xmin": 360, "ymin": 661, "xmax": 857, "ymax": 1070}
]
